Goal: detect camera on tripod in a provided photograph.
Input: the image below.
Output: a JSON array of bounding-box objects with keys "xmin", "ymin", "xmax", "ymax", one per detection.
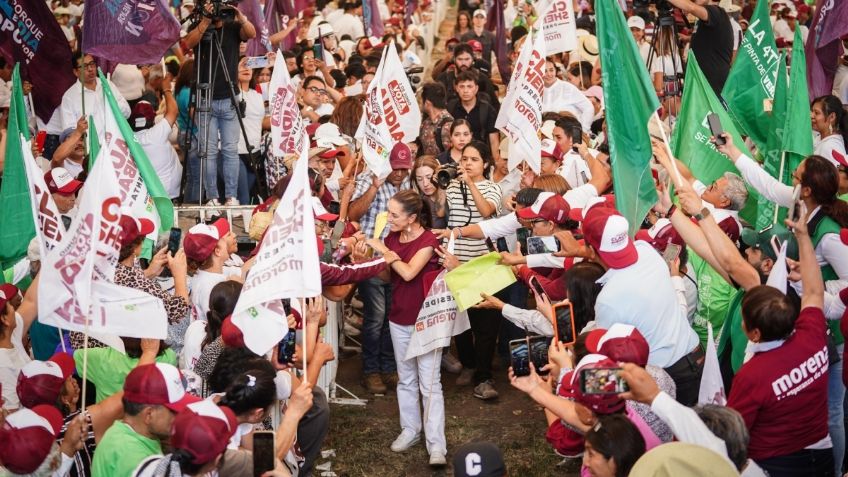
[
  {"xmin": 197, "ymin": 0, "xmax": 240, "ymax": 22},
  {"xmin": 632, "ymin": 0, "xmax": 675, "ymax": 18}
]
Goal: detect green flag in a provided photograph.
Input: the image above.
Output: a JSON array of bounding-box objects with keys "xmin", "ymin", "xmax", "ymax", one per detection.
[
  {"xmin": 98, "ymin": 71, "xmax": 174, "ymax": 236},
  {"xmin": 671, "ymin": 51, "xmax": 759, "ymax": 224},
  {"xmin": 87, "ymin": 114, "xmax": 99, "ymax": 170},
  {"xmin": 596, "ymin": 0, "xmax": 659, "ymax": 236},
  {"xmin": 0, "ymin": 65, "xmax": 34, "ymax": 271},
  {"xmin": 722, "ymin": 0, "xmax": 780, "ymax": 152},
  {"xmin": 758, "ymin": 53, "xmax": 789, "ymax": 229}
]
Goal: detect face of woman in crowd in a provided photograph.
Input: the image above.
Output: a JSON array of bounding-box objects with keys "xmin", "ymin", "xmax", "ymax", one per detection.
[
  {"xmin": 451, "ymin": 124, "xmax": 472, "ymax": 151},
  {"xmin": 460, "ymin": 146, "xmax": 486, "ymax": 180},
  {"xmin": 543, "ymin": 62, "xmax": 558, "ymax": 88},
  {"xmin": 302, "ymin": 52, "xmax": 316, "ymax": 73},
  {"xmin": 257, "ymin": 67, "xmax": 272, "ymax": 84},
  {"xmin": 810, "ymin": 102, "xmax": 833, "ymax": 134},
  {"xmin": 583, "ymin": 441, "xmax": 617, "ymax": 477},
  {"xmin": 458, "ymin": 13, "xmax": 469, "ymax": 28},
  {"xmin": 238, "ymin": 60, "xmax": 251, "ymax": 83},
  {"xmin": 387, "ymin": 198, "xmax": 417, "ymax": 233},
  {"xmin": 414, "ymin": 165, "xmax": 438, "ymax": 197}
]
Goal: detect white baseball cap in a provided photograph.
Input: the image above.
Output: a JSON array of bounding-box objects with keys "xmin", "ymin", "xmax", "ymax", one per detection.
[{"xmin": 627, "ymin": 15, "xmax": 646, "ymax": 30}]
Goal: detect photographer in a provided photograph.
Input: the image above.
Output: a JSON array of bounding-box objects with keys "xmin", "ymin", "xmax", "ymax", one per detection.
[
  {"xmin": 183, "ymin": 1, "xmax": 256, "ymax": 209},
  {"xmin": 665, "ymin": 0, "xmax": 733, "ymax": 95}
]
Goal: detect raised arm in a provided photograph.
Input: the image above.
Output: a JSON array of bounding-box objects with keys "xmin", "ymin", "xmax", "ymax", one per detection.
[{"xmin": 790, "ymin": 205, "xmax": 824, "ymax": 310}]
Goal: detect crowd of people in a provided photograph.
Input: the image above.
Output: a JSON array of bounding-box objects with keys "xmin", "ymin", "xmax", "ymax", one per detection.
[{"xmin": 0, "ymin": 0, "xmax": 847, "ymax": 475}]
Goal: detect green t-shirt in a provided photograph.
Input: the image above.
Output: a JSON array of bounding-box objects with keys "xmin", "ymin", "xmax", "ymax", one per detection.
[
  {"xmin": 91, "ymin": 421, "xmax": 162, "ymax": 477},
  {"xmin": 73, "ymin": 347, "xmax": 177, "ymax": 403},
  {"xmin": 689, "ymin": 251, "xmax": 735, "ymax": 348}
]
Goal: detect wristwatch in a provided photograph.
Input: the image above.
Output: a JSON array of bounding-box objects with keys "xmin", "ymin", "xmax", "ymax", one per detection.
[{"xmin": 693, "ymin": 207, "xmax": 711, "ymax": 222}]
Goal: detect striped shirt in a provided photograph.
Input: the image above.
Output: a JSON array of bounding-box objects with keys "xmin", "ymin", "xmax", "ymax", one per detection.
[
  {"xmin": 446, "ymin": 179, "xmax": 502, "ymax": 262},
  {"xmin": 352, "ymin": 171, "xmax": 411, "ymax": 239}
]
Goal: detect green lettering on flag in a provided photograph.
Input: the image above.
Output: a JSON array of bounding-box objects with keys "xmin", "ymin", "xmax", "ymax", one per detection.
[
  {"xmin": 595, "ymin": 0, "xmax": 659, "ymax": 236},
  {"xmin": 0, "ymin": 65, "xmax": 34, "ymax": 272},
  {"xmin": 671, "ymin": 51, "xmax": 759, "ymax": 224},
  {"xmin": 722, "ymin": 0, "xmax": 780, "ymax": 153}
]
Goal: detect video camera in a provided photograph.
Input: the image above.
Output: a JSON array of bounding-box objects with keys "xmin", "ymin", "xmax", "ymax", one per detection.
[
  {"xmin": 632, "ymin": 0, "xmax": 674, "ymax": 18},
  {"xmin": 405, "ymin": 66, "xmax": 424, "ymax": 93},
  {"xmin": 196, "ymin": 0, "xmax": 240, "ymax": 22},
  {"xmin": 436, "ymin": 164, "xmax": 458, "ymax": 189}
]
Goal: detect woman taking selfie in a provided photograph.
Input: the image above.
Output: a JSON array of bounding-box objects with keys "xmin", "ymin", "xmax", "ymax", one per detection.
[{"xmin": 367, "ymin": 190, "xmax": 446, "ymax": 467}]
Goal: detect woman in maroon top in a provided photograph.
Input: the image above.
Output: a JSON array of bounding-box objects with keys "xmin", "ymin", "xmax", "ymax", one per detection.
[{"xmin": 367, "ymin": 189, "xmax": 446, "ymax": 466}]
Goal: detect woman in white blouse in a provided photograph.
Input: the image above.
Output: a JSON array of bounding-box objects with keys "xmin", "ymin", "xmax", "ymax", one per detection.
[{"xmin": 811, "ymin": 95, "xmax": 847, "ymax": 167}]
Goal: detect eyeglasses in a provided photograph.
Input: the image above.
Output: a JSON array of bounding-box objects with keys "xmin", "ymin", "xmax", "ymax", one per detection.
[
  {"xmin": 76, "ymin": 61, "xmax": 96, "ymax": 69},
  {"xmin": 307, "ymin": 86, "xmax": 327, "ymax": 95}
]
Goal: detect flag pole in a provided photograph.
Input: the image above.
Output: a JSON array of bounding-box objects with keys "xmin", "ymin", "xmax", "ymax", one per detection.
[
  {"xmin": 300, "ymin": 298, "xmax": 307, "ymax": 380},
  {"xmin": 773, "ymin": 151, "xmax": 787, "ymax": 224},
  {"xmin": 80, "ymin": 325, "xmax": 90, "ymax": 415},
  {"xmin": 651, "ymin": 111, "xmax": 684, "ymax": 186}
]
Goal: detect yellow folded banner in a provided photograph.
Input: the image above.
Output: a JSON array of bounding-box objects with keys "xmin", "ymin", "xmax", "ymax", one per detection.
[
  {"xmin": 373, "ymin": 211, "xmax": 389, "ymax": 239},
  {"xmin": 444, "ymin": 252, "xmax": 517, "ymax": 312}
]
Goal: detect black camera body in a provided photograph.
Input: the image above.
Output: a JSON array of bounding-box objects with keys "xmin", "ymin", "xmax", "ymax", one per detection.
[
  {"xmin": 633, "ymin": 0, "xmax": 674, "ymax": 17},
  {"xmin": 436, "ymin": 164, "xmax": 458, "ymax": 189},
  {"xmin": 198, "ymin": 0, "xmax": 240, "ymax": 21}
]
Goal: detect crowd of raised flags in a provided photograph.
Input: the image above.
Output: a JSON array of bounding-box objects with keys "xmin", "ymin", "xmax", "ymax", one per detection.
[{"xmin": 0, "ymin": 0, "xmax": 845, "ymax": 475}]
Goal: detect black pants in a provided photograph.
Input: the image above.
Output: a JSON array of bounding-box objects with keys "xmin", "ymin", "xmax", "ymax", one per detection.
[
  {"xmin": 664, "ymin": 346, "xmax": 705, "ymax": 407},
  {"xmin": 457, "ymin": 306, "xmax": 503, "ymax": 384},
  {"xmin": 297, "ymin": 387, "xmax": 330, "ymax": 477},
  {"xmin": 757, "ymin": 448, "xmax": 834, "ymax": 477}
]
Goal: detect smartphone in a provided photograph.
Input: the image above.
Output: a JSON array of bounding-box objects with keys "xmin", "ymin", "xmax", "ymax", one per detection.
[
  {"xmin": 526, "ymin": 235, "xmax": 560, "ymax": 255},
  {"xmin": 252, "ymin": 431, "xmax": 276, "ymax": 477},
  {"xmin": 516, "ymin": 227, "xmax": 531, "ymax": 254},
  {"xmin": 276, "ymin": 330, "xmax": 297, "ymax": 365},
  {"xmin": 509, "ymin": 336, "xmax": 550, "ymax": 377},
  {"xmin": 707, "ymin": 113, "xmax": 725, "ymax": 146},
  {"xmin": 35, "ymin": 130, "xmax": 47, "ymax": 152},
  {"xmin": 553, "ymin": 302, "xmax": 576, "ymax": 346},
  {"xmin": 485, "ymin": 237, "xmax": 497, "ymax": 252},
  {"xmin": 580, "ymin": 367, "xmax": 629, "ymax": 395},
  {"xmin": 167, "ymin": 227, "xmax": 182, "ymax": 256},
  {"xmin": 313, "ymin": 42, "xmax": 324, "ymax": 62},
  {"xmin": 662, "ymin": 243, "xmax": 682, "ymax": 266},
  {"xmin": 528, "ymin": 276, "xmax": 547, "ymax": 298},
  {"xmin": 245, "ymin": 56, "xmax": 270, "ymax": 69},
  {"xmin": 786, "ymin": 185, "xmax": 802, "ymax": 225}
]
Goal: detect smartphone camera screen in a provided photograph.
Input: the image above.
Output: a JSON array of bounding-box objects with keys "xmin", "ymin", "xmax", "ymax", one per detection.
[
  {"xmin": 555, "ymin": 304, "xmax": 574, "ymax": 345},
  {"xmin": 580, "ymin": 368, "xmax": 629, "ymax": 395}
]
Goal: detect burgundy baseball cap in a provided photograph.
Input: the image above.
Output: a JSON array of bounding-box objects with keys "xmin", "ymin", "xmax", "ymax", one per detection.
[
  {"xmin": 586, "ymin": 324, "xmax": 650, "ymax": 367},
  {"xmin": 183, "ymin": 218, "xmax": 230, "ymax": 262},
  {"xmin": 16, "ymin": 352, "xmax": 76, "ymax": 408},
  {"xmin": 581, "ymin": 202, "xmax": 638, "ymax": 269},
  {"xmin": 389, "ymin": 142, "xmax": 413, "ymax": 170},
  {"xmin": 119, "ymin": 215, "xmax": 156, "ymax": 248},
  {"xmin": 0, "ymin": 405, "xmax": 63, "ymax": 474},
  {"xmin": 833, "ymin": 150, "xmax": 848, "ymax": 169},
  {"xmin": 129, "ymin": 100, "xmax": 155, "ymax": 131},
  {"xmin": 568, "ymin": 195, "xmax": 616, "ymax": 222},
  {"xmin": 634, "ymin": 218, "xmax": 684, "ymax": 252},
  {"xmin": 123, "ymin": 363, "xmax": 200, "ymax": 412},
  {"xmin": 517, "ymin": 191, "xmax": 571, "ymax": 225},
  {"xmin": 221, "ymin": 315, "xmax": 245, "ymax": 348},
  {"xmin": 44, "ymin": 167, "xmax": 83, "ymax": 194},
  {"xmin": 541, "ymin": 138, "xmax": 564, "ymax": 162},
  {"xmin": 571, "ymin": 354, "xmax": 626, "ymax": 415},
  {"xmin": 468, "ymin": 39, "xmax": 483, "ymax": 52},
  {"xmin": 171, "ymin": 400, "xmax": 238, "ymax": 465},
  {"xmin": 0, "ymin": 284, "xmax": 18, "ymax": 310}
]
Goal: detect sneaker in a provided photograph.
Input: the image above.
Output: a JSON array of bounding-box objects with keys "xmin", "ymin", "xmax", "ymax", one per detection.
[
  {"xmin": 206, "ymin": 198, "xmax": 222, "ymax": 217},
  {"xmin": 382, "ymin": 372, "xmax": 399, "ymax": 390},
  {"xmin": 473, "ymin": 380, "xmax": 499, "ymax": 400},
  {"xmin": 343, "ymin": 322, "xmax": 361, "ymax": 337},
  {"xmin": 429, "ymin": 451, "xmax": 447, "ymax": 466},
  {"xmin": 390, "ymin": 431, "xmax": 421, "ymax": 452},
  {"xmin": 224, "ymin": 197, "xmax": 240, "ymax": 206},
  {"xmin": 364, "ymin": 373, "xmax": 387, "ymax": 394},
  {"xmin": 441, "ymin": 352, "xmax": 462, "ymax": 374},
  {"xmin": 456, "ymin": 367, "xmax": 475, "ymax": 386}
]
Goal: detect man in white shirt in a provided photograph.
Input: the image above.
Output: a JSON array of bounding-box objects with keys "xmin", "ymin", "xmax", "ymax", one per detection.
[
  {"xmin": 330, "ymin": 0, "xmax": 365, "ymax": 41},
  {"xmin": 129, "ymin": 84, "xmax": 182, "ymax": 199},
  {"xmin": 541, "ymin": 62, "xmax": 594, "ymax": 130},
  {"xmin": 59, "ymin": 52, "xmax": 131, "ymax": 135},
  {"xmin": 575, "ymin": 198, "xmax": 702, "ymax": 406}
]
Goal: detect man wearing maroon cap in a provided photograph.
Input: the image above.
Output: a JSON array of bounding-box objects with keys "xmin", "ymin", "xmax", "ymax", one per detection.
[
  {"xmin": 577, "ymin": 199, "xmax": 702, "ymax": 406},
  {"xmin": 44, "ymin": 167, "xmax": 83, "ymax": 229},
  {"xmin": 92, "ymin": 363, "xmax": 200, "ymax": 477}
]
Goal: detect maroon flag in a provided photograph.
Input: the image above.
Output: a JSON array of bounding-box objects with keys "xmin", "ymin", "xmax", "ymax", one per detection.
[
  {"xmin": 805, "ymin": 0, "xmax": 848, "ymax": 99},
  {"xmin": 363, "ymin": 0, "xmax": 384, "ymax": 37},
  {"xmin": 82, "ymin": 0, "xmax": 180, "ymax": 68},
  {"xmin": 0, "ymin": 0, "xmax": 76, "ymax": 122},
  {"xmin": 242, "ymin": 0, "xmax": 271, "ymax": 56},
  {"xmin": 487, "ymin": 0, "xmax": 511, "ymax": 86}
]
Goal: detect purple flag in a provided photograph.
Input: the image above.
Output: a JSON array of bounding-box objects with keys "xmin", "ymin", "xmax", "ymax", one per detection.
[
  {"xmin": 487, "ymin": 0, "xmax": 511, "ymax": 86},
  {"xmin": 805, "ymin": 0, "xmax": 848, "ymax": 100},
  {"xmin": 242, "ymin": 0, "xmax": 271, "ymax": 56},
  {"xmin": 0, "ymin": 0, "xmax": 76, "ymax": 122},
  {"xmin": 82, "ymin": 0, "xmax": 180, "ymax": 67},
  {"xmin": 405, "ymin": 0, "xmax": 418, "ymax": 27},
  {"xmin": 363, "ymin": 0, "xmax": 384, "ymax": 38}
]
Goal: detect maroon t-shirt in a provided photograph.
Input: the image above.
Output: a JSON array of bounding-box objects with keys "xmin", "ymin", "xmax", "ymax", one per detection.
[
  {"xmin": 384, "ymin": 230, "xmax": 441, "ymax": 326},
  {"xmin": 727, "ymin": 306, "xmax": 830, "ymax": 460}
]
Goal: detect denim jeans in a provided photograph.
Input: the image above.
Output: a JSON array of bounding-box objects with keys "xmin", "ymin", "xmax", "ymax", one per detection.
[
  {"xmin": 237, "ymin": 154, "xmax": 256, "ymax": 205},
  {"xmin": 358, "ymin": 277, "xmax": 396, "ymax": 375},
  {"xmin": 197, "ymin": 98, "xmax": 240, "ymax": 200},
  {"xmin": 179, "ymin": 131, "xmax": 201, "ymax": 203},
  {"xmin": 829, "ymin": 344, "xmax": 845, "ymax": 475}
]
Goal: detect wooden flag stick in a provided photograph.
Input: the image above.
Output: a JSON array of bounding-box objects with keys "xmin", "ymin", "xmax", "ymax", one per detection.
[{"xmin": 651, "ymin": 111, "xmax": 684, "ymax": 187}]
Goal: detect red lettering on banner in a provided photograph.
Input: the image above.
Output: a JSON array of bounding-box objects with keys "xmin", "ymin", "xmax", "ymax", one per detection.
[
  {"xmin": 523, "ymin": 51, "xmax": 545, "ymax": 93},
  {"xmin": 270, "ymin": 86, "xmax": 287, "ymax": 127},
  {"xmin": 387, "ymin": 80, "xmax": 411, "ymax": 114},
  {"xmin": 36, "ymin": 184, "xmax": 63, "ymax": 245},
  {"xmin": 380, "ymin": 89, "xmax": 405, "ymax": 142}
]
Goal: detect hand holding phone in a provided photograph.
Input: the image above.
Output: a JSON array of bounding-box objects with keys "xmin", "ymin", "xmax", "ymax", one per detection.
[
  {"xmin": 552, "ymin": 302, "xmax": 576, "ymax": 346},
  {"xmin": 580, "ymin": 367, "xmax": 629, "ymax": 395},
  {"xmin": 707, "ymin": 113, "xmax": 725, "ymax": 146},
  {"xmin": 167, "ymin": 227, "xmax": 182, "ymax": 256},
  {"xmin": 252, "ymin": 431, "xmax": 276, "ymax": 477}
]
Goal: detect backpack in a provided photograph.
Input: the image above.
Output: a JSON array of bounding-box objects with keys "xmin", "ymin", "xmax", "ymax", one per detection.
[{"xmin": 433, "ymin": 115, "xmax": 454, "ymax": 154}]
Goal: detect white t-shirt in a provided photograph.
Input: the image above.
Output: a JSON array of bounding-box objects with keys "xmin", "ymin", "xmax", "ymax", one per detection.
[
  {"xmin": 135, "ymin": 120, "xmax": 183, "ymax": 199},
  {"xmin": 63, "ymin": 158, "xmax": 84, "ymax": 179},
  {"xmin": 814, "ymin": 134, "xmax": 847, "ymax": 167},
  {"xmin": 557, "ymin": 151, "xmax": 593, "ymax": 189},
  {"xmin": 330, "ymin": 13, "xmax": 365, "ymax": 41},
  {"xmin": 189, "ymin": 270, "xmax": 227, "ymax": 322},
  {"xmin": 238, "ymin": 89, "xmax": 265, "ymax": 155},
  {"xmin": 649, "ymin": 53, "xmax": 683, "ymax": 78},
  {"xmin": 0, "ymin": 313, "xmax": 31, "ymax": 410},
  {"xmin": 180, "ymin": 320, "xmax": 207, "ymax": 371}
]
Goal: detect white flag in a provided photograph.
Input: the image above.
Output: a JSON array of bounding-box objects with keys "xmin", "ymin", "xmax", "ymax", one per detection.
[
  {"xmin": 698, "ymin": 322, "xmax": 727, "ymax": 406},
  {"xmin": 232, "ymin": 145, "xmax": 322, "ymax": 355},
  {"xmin": 496, "ymin": 29, "xmax": 546, "ymax": 174},
  {"xmin": 357, "ymin": 42, "xmax": 421, "ymax": 179},
  {"xmin": 538, "ymin": 0, "xmax": 578, "ymax": 55},
  {"xmin": 405, "ymin": 270, "xmax": 471, "ymax": 360},
  {"xmin": 21, "ymin": 136, "xmax": 64, "ymax": 256},
  {"xmin": 765, "ymin": 241, "xmax": 788, "ymax": 294},
  {"xmin": 268, "ymin": 48, "xmax": 307, "ymax": 157}
]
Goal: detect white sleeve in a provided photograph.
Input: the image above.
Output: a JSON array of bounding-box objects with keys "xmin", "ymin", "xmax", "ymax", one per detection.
[
  {"xmin": 60, "ymin": 91, "xmax": 77, "ymax": 132},
  {"xmin": 650, "ymin": 392, "xmax": 733, "ymax": 463},
  {"xmin": 823, "ymin": 280, "xmax": 848, "ymax": 321},
  {"xmin": 526, "ymin": 253, "xmax": 566, "ymax": 269},
  {"xmin": 563, "ymin": 183, "xmax": 599, "ymax": 209},
  {"xmin": 10, "ymin": 258, "xmax": 30, "ymax": 285},
  {"xmin": 692, "ymin": 180, "xmax": 707, "ymax": 197},
  {"xmin": 52, "ymin": 452, "xmax": 76, "ymax": 477},
  {"xmin": 734, "ymin": 154, "xmax": 794, "ymax": 207},
  {"xmin": 477, "ymin": 213, "xmax": 521, "ymax": 240},
  {"xmin": 575, "ymin": 93, "xmax": 595, "ymax": 131},
  {"xmin": 275, "ymin": 370, "xmax": 293, "ymax": 400},
  {"xmin": 819, "ymin": 233, "xmax": 848, "ymax": 280},
  {"xmin": 109, "ymin": 80, "xmax": 132, "ymax": 118},
  {"xmin": 670, "ymin": 276, "xmax": 689, "ymax": 320},
  {"xmin": 501, "ymin": 304, "xmax": 555, "ymax": 336}
]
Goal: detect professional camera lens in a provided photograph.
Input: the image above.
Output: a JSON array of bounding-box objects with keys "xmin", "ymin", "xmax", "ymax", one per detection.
[{"xmin": 436, "ymin": 165, "xmax": 458, "ymax": 189}]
